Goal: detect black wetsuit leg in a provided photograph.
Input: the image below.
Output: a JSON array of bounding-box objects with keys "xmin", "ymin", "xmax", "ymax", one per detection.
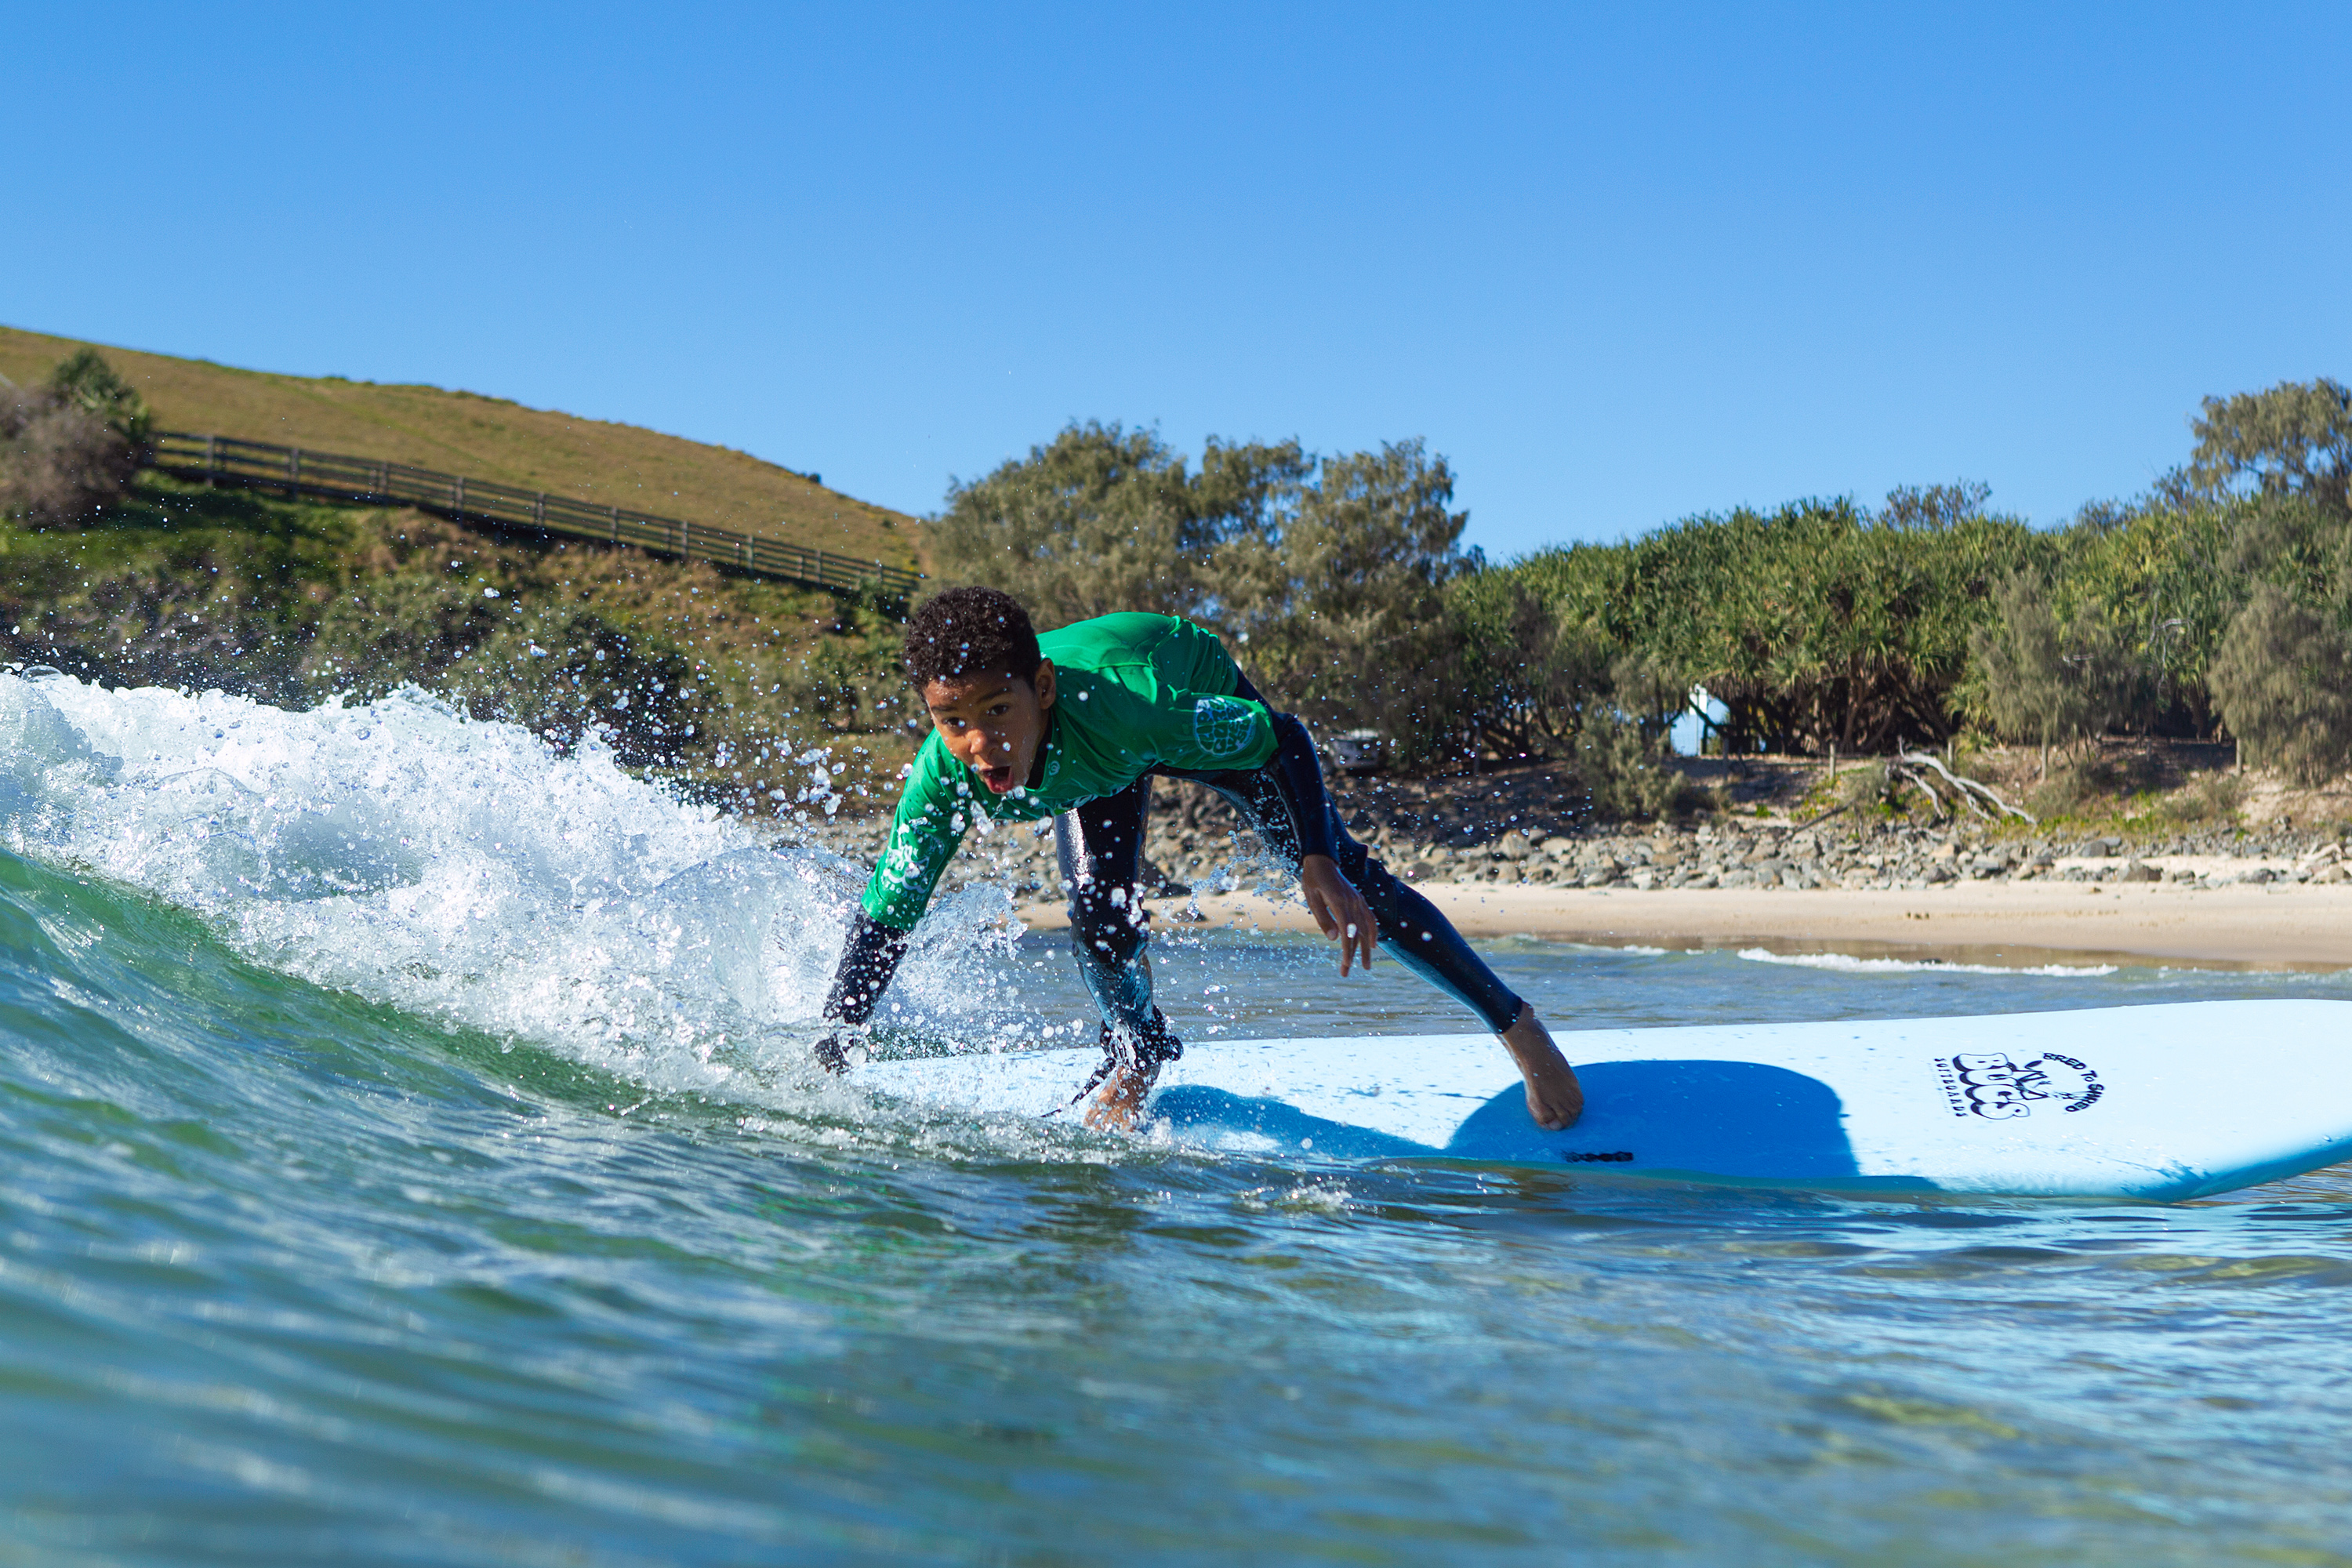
[{"xmin": 1054, "ymin": 780, "xmax": 1181, "ymax": 1069}]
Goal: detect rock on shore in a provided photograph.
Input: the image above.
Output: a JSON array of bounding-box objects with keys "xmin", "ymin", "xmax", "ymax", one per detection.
[{"xmin": 801, "ymin": 794, "xmax": 2350, "ymax": 903}]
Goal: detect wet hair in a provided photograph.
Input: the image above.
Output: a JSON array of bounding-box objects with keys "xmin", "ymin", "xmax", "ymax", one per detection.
[{"xmin": 903, "ymin": 586, "xmax": 1042, "ymax": 689}]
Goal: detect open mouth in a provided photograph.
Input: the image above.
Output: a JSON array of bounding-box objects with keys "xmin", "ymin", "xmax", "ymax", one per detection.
[{"xmin": 978, "ymin": 765, "xmax": 1018, "ymax": 793}]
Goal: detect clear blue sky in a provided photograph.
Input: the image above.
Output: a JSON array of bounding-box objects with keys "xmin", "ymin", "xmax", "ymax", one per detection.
[{"xmin": 9, "ymin": 2, "xmax": 2348, "ymax": 557}]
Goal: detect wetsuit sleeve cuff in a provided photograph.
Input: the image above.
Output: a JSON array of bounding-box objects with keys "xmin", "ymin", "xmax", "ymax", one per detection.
[{"xmin": 823, "ymin": 911, "xmax": 910, "ymax": 1026}]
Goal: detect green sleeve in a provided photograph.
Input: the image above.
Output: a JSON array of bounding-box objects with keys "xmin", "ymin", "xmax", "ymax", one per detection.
[
  {"xmin": 859, "ymin": 732, "xmax": 974, "ymax": 930},
  {"xmin": 1146, "ymin": 619, "xmax": 1279, "ymax": 773}
]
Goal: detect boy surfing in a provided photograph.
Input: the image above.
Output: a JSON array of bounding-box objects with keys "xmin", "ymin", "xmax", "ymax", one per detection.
[{"xmin": 818, "ymin": 587, "xmax": 1584, "ymax": 1132}]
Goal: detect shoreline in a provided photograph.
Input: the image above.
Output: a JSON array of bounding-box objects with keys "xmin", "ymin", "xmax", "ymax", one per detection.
[{"xmin": 1014, "ymin": 880, "xmax": 2352, "ymax": 972}]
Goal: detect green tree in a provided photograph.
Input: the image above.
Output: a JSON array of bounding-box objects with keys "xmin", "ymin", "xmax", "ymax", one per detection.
[
  {"xmin": 2191, "ymin": 377, "xmax": 2351, "ymax": 517},
  {"xmin": 2208, "ymin": 582, "xmax": 2352, "ymax": 784},
  {"xmin": 1218, "ymin": 439, "xmax": 1475, "ymax": 768},
  {"xmin": 2224, "ymin": 492, "xmax": 2352, "ymax": 608},
  {"xmin": 2038, "ymin": 497, "xmax": 2240, "ymax": 737},
  {"xmin": 928, "ymin": 422, "xmax": 1311, "ymax": 628},
  {"xmin": 926, "ymin": 426, "xmax": 1480, "ymax": 767},
  {"xmin": 1966, "ymin": 570, "xmax": 2127, "ymax": 775},
  {"xmin": 1443, "ymin": 572, "xmax": 1617, "ymax": 757}
]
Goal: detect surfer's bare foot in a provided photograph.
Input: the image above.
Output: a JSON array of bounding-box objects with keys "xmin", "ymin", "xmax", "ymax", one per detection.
[
  {"xmin": 1501, "ymin": 1004, "xmax": 1583, "ymax": 1130},
  {"xmin": 1083, "ymin": 1062, "xmax": 1157, "ymax": 1131}
]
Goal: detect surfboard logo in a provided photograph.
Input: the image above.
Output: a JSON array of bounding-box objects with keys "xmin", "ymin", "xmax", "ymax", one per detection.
[{"xmin": 1936, "ymin": 1050, "xmax": 2104, "ymax": 1119}]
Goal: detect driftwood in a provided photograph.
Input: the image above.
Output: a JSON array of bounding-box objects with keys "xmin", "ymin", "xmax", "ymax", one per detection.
[{"xmin": 1890, "ymin": 750, "xmax": 2038, "ymax": 826}]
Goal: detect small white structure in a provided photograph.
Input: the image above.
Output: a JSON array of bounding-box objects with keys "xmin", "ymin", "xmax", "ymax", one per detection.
[{"xmin": 1669, "ymin": 685, "xmax": 1729, "ymax": 756}]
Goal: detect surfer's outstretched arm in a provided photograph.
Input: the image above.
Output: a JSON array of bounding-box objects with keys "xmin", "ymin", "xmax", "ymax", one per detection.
[
  {"xmin": 1163, "ymin": 685, "xmax": 1584, "ymax": 1131},
  {"xmin": 815, "ymin": 912, "xmax": 909, "ymax": 1069}
]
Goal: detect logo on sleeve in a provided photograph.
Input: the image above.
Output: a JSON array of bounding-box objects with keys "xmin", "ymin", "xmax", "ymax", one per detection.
[
  {"xmin": 1192, "ymin": 695, "xmax": 1262, "ymax": 757},
  {"xmin": 1934, "ymin": 1051, "xmax": 2103, "ymax": 1119}
]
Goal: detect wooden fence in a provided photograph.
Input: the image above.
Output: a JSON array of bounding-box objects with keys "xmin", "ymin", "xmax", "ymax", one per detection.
[{"xmin": 148, "ymin": 431, "xmax": 923, "ymax": 601}]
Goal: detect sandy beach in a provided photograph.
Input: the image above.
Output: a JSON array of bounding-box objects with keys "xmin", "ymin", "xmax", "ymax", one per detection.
[{"xmin": 1018, "ymin": 877, "xmax": 2352, "ymax": 971}]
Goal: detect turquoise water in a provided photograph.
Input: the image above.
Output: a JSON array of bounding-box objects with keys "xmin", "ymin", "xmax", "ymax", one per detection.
[{"xmin": 5, "ymin": 670, "xmax": 2352, "ymax": 1565}]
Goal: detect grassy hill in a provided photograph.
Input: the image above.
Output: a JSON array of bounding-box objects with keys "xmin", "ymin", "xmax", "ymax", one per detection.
[{"xmin": 0, "ymin": 324, "xmax": 922, "ymax": 573}]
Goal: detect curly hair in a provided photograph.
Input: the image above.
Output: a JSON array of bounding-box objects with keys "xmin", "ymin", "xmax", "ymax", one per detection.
[{"xmin": 903, "ymin": 586, "xmax": 1042, "ymax": 688}]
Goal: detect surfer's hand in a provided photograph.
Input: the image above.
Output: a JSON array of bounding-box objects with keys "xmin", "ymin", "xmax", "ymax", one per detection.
[
  {"xmin": 1301, "ymin": 855, "xmax": 1377, "ymax": 976},
  {"xmin": 1083, "ymin": 1061, "xmax": 1157, "ymax": 1131},
  {"xmin": 815, "ymin": 1033, "xmax": 852, "ymax": 1074},
  {"xmin": 1501, "ymin": 1004, "xmax": 1584, "ymax": 1131}
]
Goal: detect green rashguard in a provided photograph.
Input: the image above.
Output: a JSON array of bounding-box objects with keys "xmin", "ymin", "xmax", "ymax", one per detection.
[{"xmin": 860, "ymin": 613, "xmax": 1276, "ymax": 930}]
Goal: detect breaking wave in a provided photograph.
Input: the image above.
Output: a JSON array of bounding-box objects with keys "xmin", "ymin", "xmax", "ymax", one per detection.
[{"xmin": 0, "ymin": 667, "xmax": 1036, "ymax": 1102}]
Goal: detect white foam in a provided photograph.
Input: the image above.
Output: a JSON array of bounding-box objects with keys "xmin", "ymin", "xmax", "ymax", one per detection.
[
  {"xmin": 1733, "ymin": 948, "xmax": 2118, "ymax": 978},
  {"xmin": 0, "ymin": 670, "xmax": 1034, "ymax": 1101}
]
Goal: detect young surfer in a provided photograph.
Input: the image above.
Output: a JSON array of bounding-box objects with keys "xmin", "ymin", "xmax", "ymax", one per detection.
[{"xmin": 817, "ymin": 586, "xmax": 1584, "ymax": 1132}]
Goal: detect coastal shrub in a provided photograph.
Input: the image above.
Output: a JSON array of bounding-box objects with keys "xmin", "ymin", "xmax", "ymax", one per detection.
[
  {"xmin": 1430, "ymin": 377, "xmax": 2339, "ymax": 779},
  {"xmin": 916, "ymin": 374, "xmax": 2347, "ymax": 806},
  {"xmin": 1967, "ymin": 570, "xmax": 2129, "ymax": 775},
  {"xmin": 1565, "ymin": 715, "xmax": 1709, "ymax": 821},
  {"xmin": 2207, "ymin": 583, "xmax": 2352, "ymax": 785},
  {"xmin": 0, "ymin": 386, "xmax": 137, "ymax": 525},
  {"xmin": 2034, "ymin": 498, "xmax": 2239, "ymax": 738},
  {"xmin": 1831, "ymin": 758, "xmax": 1897, "ymax": 818},
  {"xmin": 2026, "ymin": 768, "xmax": 2093, "ymax": 821},
  {"xmin": 1439, "ymin": 572, "xmax": 1621, "ymax": 762},
  {"xmin": 931, "ymin": 423, "xmax": 1229, "ymax": 625},
  {"xmin": 45, "ymin": 348, "xmax": 151, "ymax": 449},
  {"xmin": 0, "ymin": 350, "xmax": 153, "ymax": 527},
  {"xmin": 2030, "ymin": 746, "xmax": 2171, "ymax": 819},
  {"xmin": 2163, "ymin": 770, "xmax": 2247, "ymax": 825},
  {"xmin": 1653, "ymin": 485, "xmax": 2039, "ymax": 755}
]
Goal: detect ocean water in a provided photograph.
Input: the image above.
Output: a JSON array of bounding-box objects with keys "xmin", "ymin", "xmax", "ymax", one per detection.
[{"xmin": 5, "ymin": 669, "xmax": 2352, "ymax": 1565}]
